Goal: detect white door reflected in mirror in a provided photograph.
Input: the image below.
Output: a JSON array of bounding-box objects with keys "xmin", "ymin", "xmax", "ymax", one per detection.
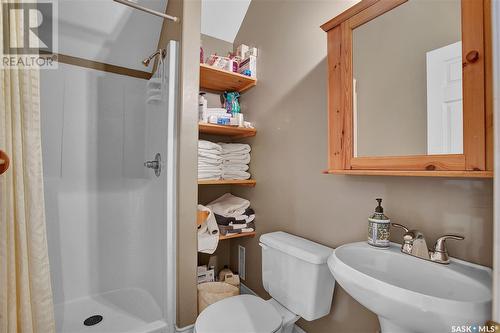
[{"xmin": 426, "ymin": 41, "xmax": 463, "ymax": 155}]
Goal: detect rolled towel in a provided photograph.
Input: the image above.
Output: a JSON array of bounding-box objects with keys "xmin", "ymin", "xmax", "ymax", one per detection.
[
  {"xmin": 197, "ymin": 205, "xmax": 219, "ymax": 254},
  {"xmin": 199, "ymin": 140, "xmax": 222, "ymax": 152},
  {"xmin": 218, "ymin": 143, "xmax": 251, "ymax": 154}
]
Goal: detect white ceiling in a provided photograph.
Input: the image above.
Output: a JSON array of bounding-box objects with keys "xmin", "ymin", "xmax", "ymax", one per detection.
[
  {"xmin": 201, "ymin": 0, "xmax": 251, "ymax": 43},
  {"xmin": 56, "ymin": 0, "xmax": 167, "ymax": 71}
]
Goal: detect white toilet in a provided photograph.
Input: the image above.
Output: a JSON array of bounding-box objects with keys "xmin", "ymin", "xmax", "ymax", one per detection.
[{"xmin": 195, "ymin": 231, "xmax": 336, "ymax": 333}]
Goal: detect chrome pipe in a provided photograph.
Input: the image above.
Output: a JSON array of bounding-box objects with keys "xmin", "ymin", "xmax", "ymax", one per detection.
[{"xmin": 113, "ymin": 0, "xmax": 179, "ymax": 23}]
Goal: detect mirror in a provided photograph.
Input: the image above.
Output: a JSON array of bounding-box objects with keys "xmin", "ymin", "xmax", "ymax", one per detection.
[{"xmin": 353, "ymin": 0, "xmax": 462, "ymax": 157}]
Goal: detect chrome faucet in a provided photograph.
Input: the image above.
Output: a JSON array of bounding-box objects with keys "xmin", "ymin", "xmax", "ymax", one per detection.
[{"xmin": 392, "ymin": 223, "xmax": 464, "ymax": 264}]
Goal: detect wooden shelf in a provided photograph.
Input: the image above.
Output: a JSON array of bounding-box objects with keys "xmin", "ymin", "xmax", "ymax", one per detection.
[
  {"xmin": 200, "ymin": 64, "xmax": 256, "ymax": 93},
  {"xmin": 198, "ymin": 179, "xmax": 256, "ymax": 187},
  {"xmin": 323, "ymin": 169, "xmax": 494, "ymax": 178},
  {"xmin": 199, "ymin": 123, "xmax": 256, "ymax": 138},
  {"xmin": 219, "ymin": 232, "xmax": 256, "ymax": 241}
]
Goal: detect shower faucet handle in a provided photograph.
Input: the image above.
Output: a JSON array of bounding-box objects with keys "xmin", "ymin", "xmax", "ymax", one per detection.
[
  {"xmin": 144, "ymin": 153, "xmax": 161, "ymax": 177},
  {"xmin": 144, "ymin": 160, "xmax": 159, "ymax": 168}
]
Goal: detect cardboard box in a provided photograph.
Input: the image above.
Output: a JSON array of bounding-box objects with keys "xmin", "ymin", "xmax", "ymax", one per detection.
[{"xmin": 238, "ymin": 55, "xmax": 257, "ymax": 78}]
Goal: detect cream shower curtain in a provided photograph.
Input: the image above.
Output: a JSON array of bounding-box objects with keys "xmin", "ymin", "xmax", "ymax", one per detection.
[{"xmin": 0, "ymin": 1, "xmax": 56, "ymax": 332}]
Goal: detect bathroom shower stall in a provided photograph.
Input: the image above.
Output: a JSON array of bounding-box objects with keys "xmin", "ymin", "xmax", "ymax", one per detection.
[{"xmin": 40, "ymin": 32, "xmax": 178, "ymax": 332}]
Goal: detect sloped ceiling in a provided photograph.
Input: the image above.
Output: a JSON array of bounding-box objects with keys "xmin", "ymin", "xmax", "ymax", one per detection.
[
  {"xmin": 201, "ymin": 0, "xmax": 251, "ymax": 43},
  {"xmin": 56, "ymin": 0, "xmax": 167, "ymax": 72}
]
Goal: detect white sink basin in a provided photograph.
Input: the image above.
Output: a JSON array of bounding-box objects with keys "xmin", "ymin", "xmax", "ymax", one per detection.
[{"xmin": 328, "ymin": 242, "xmax": 492, "ymax": 333}]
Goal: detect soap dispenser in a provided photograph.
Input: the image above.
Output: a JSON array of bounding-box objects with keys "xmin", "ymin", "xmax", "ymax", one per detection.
[{"xmin": 367, "ymin": 198, "xmax": 391, "ymax": 248}]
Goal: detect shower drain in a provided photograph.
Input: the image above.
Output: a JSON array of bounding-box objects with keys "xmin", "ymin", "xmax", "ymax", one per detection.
[{"xmin": 83, "ymin": 315, "xmax": 103, "ymax": 326}]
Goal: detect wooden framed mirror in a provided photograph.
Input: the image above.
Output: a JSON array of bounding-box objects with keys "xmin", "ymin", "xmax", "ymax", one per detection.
[{"xmin": 321, "ymin": 0, "xmax": 493, "ymax": 178}]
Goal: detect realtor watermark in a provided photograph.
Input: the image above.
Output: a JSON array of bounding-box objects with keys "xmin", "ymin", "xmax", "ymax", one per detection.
[
  {"xmin": 451, "ymin": 325, "xmax": 496, "ymax": 333},
  {"xmin": 1, "ymin": 1, "xmax": 58, "ymax": 69}
]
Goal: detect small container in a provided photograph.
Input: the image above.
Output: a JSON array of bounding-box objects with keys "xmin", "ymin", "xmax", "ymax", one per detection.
[
  {"xmin": 218, "ymin": 265, "xmax": 232, "ymax": 282},
  {"xmin": 367, "ymin": 198, "xmax": 391, "ymax": 248},
  {"xmin": 199, "ymin": 92, "xmax": 207, "ymax": 122}
]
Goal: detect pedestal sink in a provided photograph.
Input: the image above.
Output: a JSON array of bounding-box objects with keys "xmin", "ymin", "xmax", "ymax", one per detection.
[{"xmin": 328, "ymin": 242, "xmax": 491, "ymax": 333}]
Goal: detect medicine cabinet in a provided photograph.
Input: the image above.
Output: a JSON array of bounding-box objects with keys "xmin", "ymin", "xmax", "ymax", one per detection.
[{"xmin": 321, "ymin": 0, "xmax": 493, "ymax": 177}]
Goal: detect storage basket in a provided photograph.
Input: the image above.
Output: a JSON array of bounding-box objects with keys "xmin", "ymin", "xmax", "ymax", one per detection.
[{"xmin": 197, "ymin": 282, "xmax": 239, "ymax": 313}]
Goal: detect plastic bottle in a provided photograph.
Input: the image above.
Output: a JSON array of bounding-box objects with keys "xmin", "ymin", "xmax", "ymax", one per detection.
[{"xmin": 199, "ymin": 92, "xmax": 207, "ymax": 122}]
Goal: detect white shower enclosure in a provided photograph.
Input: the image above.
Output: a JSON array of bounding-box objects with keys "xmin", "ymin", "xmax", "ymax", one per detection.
[{"xmin": 41, "ymin": 42, "xmax": 178, "ymax": 333}]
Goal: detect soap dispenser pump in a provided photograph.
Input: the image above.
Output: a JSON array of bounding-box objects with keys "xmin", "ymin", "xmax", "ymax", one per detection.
[{"xmin": 367, "ymin": 198, "xmax": 391, "ymax": 248}]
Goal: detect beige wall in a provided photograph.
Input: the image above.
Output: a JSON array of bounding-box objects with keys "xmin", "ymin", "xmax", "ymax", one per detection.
[
  {"xmin": 229, "ymin": 1, "xmax": 493, "ymax": 332},
  {"xmin": 353, "ymin": 0, "xmax": 461, "ymax": 157},
  {"xmin": 201, "ymin": 34, "xmax": 233, "ymax": 61}
]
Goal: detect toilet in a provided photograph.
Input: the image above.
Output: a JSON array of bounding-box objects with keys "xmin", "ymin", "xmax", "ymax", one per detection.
[{"xmin": 195, "ymin": 231, "xmax": 336, "ymax": 333}]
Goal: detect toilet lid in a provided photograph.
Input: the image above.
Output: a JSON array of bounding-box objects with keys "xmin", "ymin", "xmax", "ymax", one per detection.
[{"xmin": 195, "ymin": 295, "xmax": 282, "ymax": 333}]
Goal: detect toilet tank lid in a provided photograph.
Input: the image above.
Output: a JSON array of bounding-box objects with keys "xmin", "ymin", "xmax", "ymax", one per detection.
[{"xmin": 259, "ymin": 232, "xmax": 333, "ymax": 264}]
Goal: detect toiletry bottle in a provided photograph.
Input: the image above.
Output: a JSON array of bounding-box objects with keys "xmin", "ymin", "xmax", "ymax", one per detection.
[
  {"xmin": 199, "ymin": 92, "xmax": 207, "ymax": 123},
  {"xmin": 218, "ymin": 265, "xmax": 232, "ymax": 282},
  {"xmin": 367, "ymin": 198, "xmax": 391, "ymax": 248}
]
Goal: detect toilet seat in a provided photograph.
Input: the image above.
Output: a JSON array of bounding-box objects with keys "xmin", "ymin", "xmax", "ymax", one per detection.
[{"xmin": 195, "ymin": 295, "xmax": 282, "ymax": 333}]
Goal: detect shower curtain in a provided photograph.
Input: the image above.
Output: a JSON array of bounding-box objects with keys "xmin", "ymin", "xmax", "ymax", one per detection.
[{"xmin": 0, "ymin": 1, "xmax": 56, "ymax": 332}]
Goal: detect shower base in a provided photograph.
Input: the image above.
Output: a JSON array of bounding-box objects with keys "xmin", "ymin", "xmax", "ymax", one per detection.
[{"xmin": 55, "ymin": 288, "xmax": 167, "ymax": 333}]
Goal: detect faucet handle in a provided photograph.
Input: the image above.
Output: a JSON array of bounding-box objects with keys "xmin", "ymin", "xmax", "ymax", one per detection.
[
  {"xmin": 391, "ymin": 223, "xmax": 409, "ymax": 233},
  {"xmin": 434, "ymin": 235, "xmax": 464, "ymax": 253},
  {"xmin": 391, "ymin": 223, "xmax": 415, "ymax": 254},
  {"xmin": 431, "ymin": 235, "xmax": 464, "ymax": 264}
]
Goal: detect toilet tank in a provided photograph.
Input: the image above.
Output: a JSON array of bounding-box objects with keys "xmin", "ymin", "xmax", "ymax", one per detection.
[{"xmin": 259, "ymin": 232, "xmax": 335, "ymax": 321}]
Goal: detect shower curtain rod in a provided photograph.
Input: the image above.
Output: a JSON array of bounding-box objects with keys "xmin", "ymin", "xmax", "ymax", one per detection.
[{"xmin": 113, "ymin": 0, "xmax": 179, "ymax": 23}]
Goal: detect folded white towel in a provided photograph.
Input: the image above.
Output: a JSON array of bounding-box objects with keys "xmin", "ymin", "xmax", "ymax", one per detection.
[
  {"xmin": 221, "ymin": 153, "xmax": 251, "ymax": 164},
  {"xmin": 198, "ymin": 171, "xmax": 222, "ymax": 180},
  {"xmin": 222, "ymin": 170, "xmax": 251, "ymax": 180},
  {"xmin": 198, "ymin": 205, "xmax": 219, "ymax": 254},
  {"xmin": 207, "ymin": 193, "xmax": 250, "ymax": 217},
  {"xmin": 199, "ymin": 162, "xmax": 221, "ymax": 168},
  {"xmin": 198, "ymin": 167, "xmax": 222, "ymax": 175},
  {"xmin": 222, "ymin": 164, "xmax": 249, "ymax": 171},
  {"xmin": 199, "ymin": 147, "xmax": 221, "ymax": 155},
  {"xmin": 199, "ymin": 150, "xmax": 223, "ymax": 160},
  {"xmin": 219, "ymin": 143, "xmax": 251, "ymax": 154},
  {"xmin": 199, "ymin": 140, "xmax": 222, "ymax": 152},
  {"xmin": 199, "ymin": 157, "xmax": 222, "ymax": 166}
]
